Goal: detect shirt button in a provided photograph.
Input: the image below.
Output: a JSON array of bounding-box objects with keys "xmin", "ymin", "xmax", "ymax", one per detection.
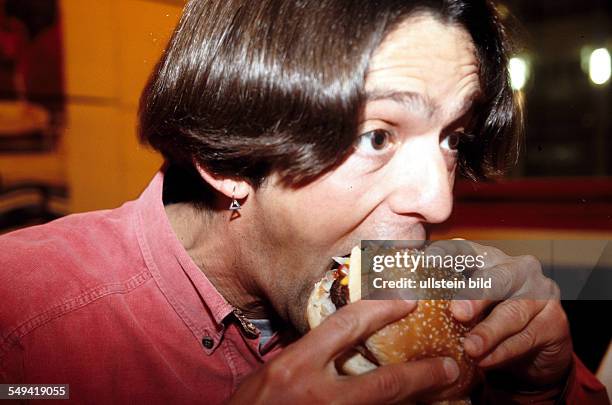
[{"xmin": 202, "ymin": 336, "xmax": 214, "ymax": 349}]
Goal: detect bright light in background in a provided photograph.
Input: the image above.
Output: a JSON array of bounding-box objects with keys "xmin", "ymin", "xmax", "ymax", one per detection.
[
  {"xmin": 509, "ymin": 57, "xmax": 529, "ymax": 91},
  {"xmin": 588, "ymin": 48, "xmax": 611, "ymax": 85}
]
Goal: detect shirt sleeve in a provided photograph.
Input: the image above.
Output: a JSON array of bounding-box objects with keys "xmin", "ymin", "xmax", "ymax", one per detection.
[
  {"xmin": 475, "ymin": 354, "xmax": 610, "ymax": 404},
  {"xmin": 564, "ymin": 354, "xmax": 610, "ymax": 405}
]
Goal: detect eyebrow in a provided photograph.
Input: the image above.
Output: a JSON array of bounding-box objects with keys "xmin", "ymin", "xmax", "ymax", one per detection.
[{"xmin": 365, "ymin": 89, "xmax": 480, "ymax": 121}]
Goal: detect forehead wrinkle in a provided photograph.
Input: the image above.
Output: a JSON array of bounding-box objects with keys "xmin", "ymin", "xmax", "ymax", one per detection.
[
  {"xmin": 440, "ymin": 80, "xmax": 482, "ymax": 123},
  {"xmin": 365, "ymin": 88, "xmax": 480, "ymax": 124},
  {"xmin": 365, "ymin": 89, "xmax": 436, "ymax": 119}
]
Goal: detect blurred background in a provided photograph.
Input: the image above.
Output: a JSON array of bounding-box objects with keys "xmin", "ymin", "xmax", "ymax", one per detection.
[
  {"xmin": 0, "ymin": 0, "xmax": 178, "ymax": 232},
  {"xmin": 0, "ymin": 0, "xmax": 610, "ymax": 395},
  {"xmin": 0, "ymin": 0, "xmax": 609, "ymax": 239},
  {"xmin": 432, "ymin": 0, "xmax": 612, "ymax": 241}
]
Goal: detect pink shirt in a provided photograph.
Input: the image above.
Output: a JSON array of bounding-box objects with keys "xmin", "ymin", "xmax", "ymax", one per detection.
[
  {"xmin": 0, "ymin": 169, "xmax": 291, "ymax": 404},
  {"xmin": 1, "ymin": 168, "xmax": 608, "ymax": 404}
]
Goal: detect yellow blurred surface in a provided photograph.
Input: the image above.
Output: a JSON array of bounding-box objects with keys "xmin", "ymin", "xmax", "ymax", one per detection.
[
  {"xmin": 0, "ymin": 0, "xmax": 182, "ymax": 214},
  {"xmin": 61, "ymin": 0, "xmax": 181, "ymax": 212}
]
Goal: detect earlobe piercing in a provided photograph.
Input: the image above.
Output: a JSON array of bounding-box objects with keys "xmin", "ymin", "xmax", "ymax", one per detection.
[{"xmin": 229, "ymin": 185, "xmax": 241, "ymax": 211}]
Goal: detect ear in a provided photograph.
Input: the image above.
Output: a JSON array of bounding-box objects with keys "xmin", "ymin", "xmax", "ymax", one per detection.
[{"xmin": 194, "ymin": 161, "xmax": 251, "ymax": 200}]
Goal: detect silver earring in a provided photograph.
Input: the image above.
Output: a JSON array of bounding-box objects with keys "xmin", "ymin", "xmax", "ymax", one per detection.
[{"xmin": 229, "ymin": 186, "xmax": 241, "ymax": 211}]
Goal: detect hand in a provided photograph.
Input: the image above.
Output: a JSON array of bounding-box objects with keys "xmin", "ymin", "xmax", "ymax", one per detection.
[
  {"xmin": 229, "ymin": 300, "xmax": 461, "ymax": 405},
  {"xmin": 426, "ymin": 240, "xmax": 573, "ymax": 391}
]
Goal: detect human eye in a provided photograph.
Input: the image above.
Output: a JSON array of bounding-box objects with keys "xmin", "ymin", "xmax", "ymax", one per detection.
[
  {"xmin": 440, "ymin": 131, "xmax": 476, "ymax": 153},
  {"xmin": 354, "ymin": 128, "xmax": 396, "ymax": 156},
  {"xmin": 440, "ymin": 131, "xmax": 462, "ymax": 152}
]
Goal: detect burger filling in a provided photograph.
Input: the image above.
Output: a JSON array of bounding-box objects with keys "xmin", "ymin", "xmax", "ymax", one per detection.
[
  {"xmin": 328, "ymin": 260, "xmax": 380, "ymax": 366},
  {"xmin": 330, "ymin": 263, "xmax": 350, "ymax": 308}
]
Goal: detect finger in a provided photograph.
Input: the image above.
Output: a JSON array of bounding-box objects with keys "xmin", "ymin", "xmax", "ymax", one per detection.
[
  {"xmin": 426, "ymin": 240, "xmax": 506, "ymax": 269},
  {"xmin": 465, "ymin": 241, "xmax": 508, "ymax": 268},
  {"xmin": 425, "ymin": 239, "xmax": 476, "ymax": 256},
  {"xmin": 477, "ymin": 326, "xmax": 538, "ymax": 368},
  {"xmin": 304, "ymin": 300, "xmax": 417, "ymax": 363},
  {"xmin": 450, "ymin": 265, "xmax": 518, "ymax": 323},
  {"xmin": 425, "ymin": 241, "xmax": 493, "ymax": 292},
  {"xmin": 477, "ymin": 300, "xmax": 560, "ymax": 367},
  {"xmin": 453, "ymin": 253, "xmax": 550, "ymax": 321},
  {"xmin": 520, "ymin": 271, "xmax": 560, "ymax": 301},
  {"xmin": 450, "ymin": 299, "xmax": 492, "ymax": 323},
  {"xmin": 452, "ymin": 261, "xmax": 529, "ymax": 321},
  {"xmin": 463, "ymin": 298, "xmax": 547, "ymax": 358},
  {"xmin": 340, "ymin": 357, "xmax": 460, "ymax": 405}
]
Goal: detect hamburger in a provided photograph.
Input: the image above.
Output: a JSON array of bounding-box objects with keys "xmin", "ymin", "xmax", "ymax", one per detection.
[{"xmin": 307, "ymin": 246, "xmax": 477, "ymax": 404}]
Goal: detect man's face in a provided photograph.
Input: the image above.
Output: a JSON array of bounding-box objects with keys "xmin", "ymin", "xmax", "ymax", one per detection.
[{"xmin": 249, "ymin": 14, "xmax": 480, "ymax": 331}]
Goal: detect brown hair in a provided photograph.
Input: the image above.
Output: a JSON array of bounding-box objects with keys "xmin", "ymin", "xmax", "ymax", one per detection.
[{"xmin": 139, "ymin": 0, "xmax": 520, "ymax": 207}]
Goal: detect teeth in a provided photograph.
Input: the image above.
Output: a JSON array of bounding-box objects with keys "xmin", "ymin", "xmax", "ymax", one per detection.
[{"xmin": 332, "ymin": 256, "xmax": 350, "ymax": 265}]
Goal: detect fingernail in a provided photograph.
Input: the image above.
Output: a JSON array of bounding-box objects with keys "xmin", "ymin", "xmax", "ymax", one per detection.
[
  {"xmin": 403, "ymin": 299, "xmax": 417, "ymax": 309},
  {"xmin": 443, "ymin": 358, "xmax": 460, "ymax": 383},
  {"xmin": 479, "ymin": 352, "xmax": 495, "ymax": 367},
  {"xmin": 464, "ymin": 334, "xmax": 483, "ymax": 356},
  {"xmin": 452, "ymin": 301, "xmax": 473, "ymax": 319}
]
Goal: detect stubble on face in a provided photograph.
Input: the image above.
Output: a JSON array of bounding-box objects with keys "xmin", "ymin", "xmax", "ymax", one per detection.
[{"xmin": 247, "ymin": 14, "xmax": 480, "ymax": 334}]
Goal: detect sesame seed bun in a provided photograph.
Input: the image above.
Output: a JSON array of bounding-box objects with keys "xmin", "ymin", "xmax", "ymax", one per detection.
[{"xmin": 306, "ymin": 246, "xmax": 477, "ymax": 404}]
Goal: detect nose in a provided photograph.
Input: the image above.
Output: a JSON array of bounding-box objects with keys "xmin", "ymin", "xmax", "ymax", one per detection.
[{"xmin": 385, "ymin": 137, "xmax": 454, "ymax": 224}]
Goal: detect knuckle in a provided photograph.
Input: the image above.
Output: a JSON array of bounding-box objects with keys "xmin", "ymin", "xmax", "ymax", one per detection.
[
  {"xmin": 375, "ymin": 371, "xmax": 404, "ymax": 402},
  {"xmin": 264, "ymin": 360, "xmax": 295, "ymax": 386},
  {"xmin": 482, "ymin": 286, "xmax": 498, "ymax": 301},
  {"xmin": 492, "ymin": 342, "xmax": 509, "ymax": 362},
  {"xmin": 477, "ymin": 244, "xmax": 504, "ymax": 260},
  {"xmin": 558, "ymin": 305, "xmax": 569, "ymax": 326},
  {"xmin": 489, "ymin": 266, "xmax": 513, "ymax": 298},
  {"xmin": 474, "ymin": 322, "xmax": 495, "ymax": 346},
  {"xmin": 458, "ymin": 241, "xmax": 476, "ymax": 256},
  {"xmin": 520, "ymin": 255, "xmax": 542, "ymax": 274},
  {"xmin": 548, "ymin": 279, "xmax": 561, "ymax": 299},
  {"xmin": 549, "ymin": 302, "xmax": 569, "ymax": 329},
  {"xmin": 519, "ymin": 327, "xmax": 538, "ymax": 349},
  {"xmin": 539, "ymin": 278, "xmax": 560, "ymax": 299},
  {"xmin": 489, "ymin": 246, "xmax": 505, "ymax": 257},
  {"xmin": 496, "ymin": 265, "xmax": 512, "ymax": 283},
  {"xmin": 503, "ymin": 300, "xmax": 532, "ymax": 326},
  {"xmin": 328, "ymin": 310, "xmax": 360, "ymax": 336}
]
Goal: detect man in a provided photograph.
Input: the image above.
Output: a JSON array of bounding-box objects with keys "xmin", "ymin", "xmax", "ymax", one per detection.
[{"xmin": 0, "ymin": 0, "xmax": 609, "ymax": 404}]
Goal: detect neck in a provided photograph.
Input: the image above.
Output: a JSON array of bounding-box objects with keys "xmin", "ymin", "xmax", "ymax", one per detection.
[{"xmin": 164, "ymin": 202, "xmax": 272, "ymax": 319}]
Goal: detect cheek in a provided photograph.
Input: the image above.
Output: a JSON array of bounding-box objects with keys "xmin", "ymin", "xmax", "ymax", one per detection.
[
  {"xmin": 255, "ymin": 186, "xmax": 342, "ymax": 249},
  {"xmin": 288, "ymin": 186, "xmax": 357, "ymax": 241},
  {"xmin": 289, "ymin": 169, "xmax": 381, "ymax": 242}
]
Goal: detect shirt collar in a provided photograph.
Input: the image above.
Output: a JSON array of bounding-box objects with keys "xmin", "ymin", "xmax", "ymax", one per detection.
[{"xmin": 133, "ymin": 165, "xmax": 235, "ymax": 351}]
